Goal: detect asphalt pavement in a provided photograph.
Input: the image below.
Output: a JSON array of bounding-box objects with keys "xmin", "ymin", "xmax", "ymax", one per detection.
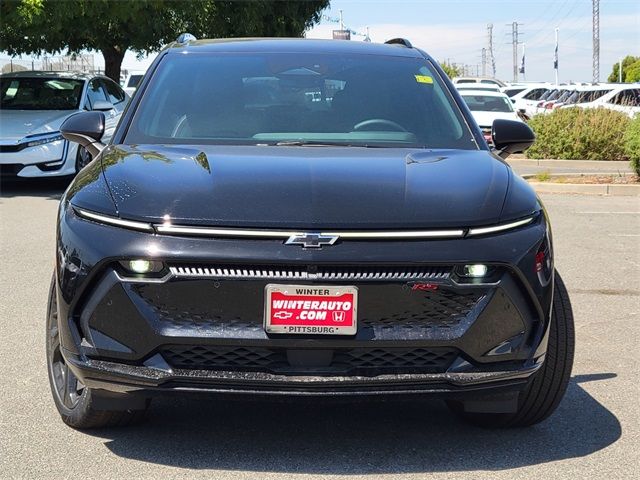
[{"xmin": 1, "ymin": 177, "xmax": 639, "ymax": 480}]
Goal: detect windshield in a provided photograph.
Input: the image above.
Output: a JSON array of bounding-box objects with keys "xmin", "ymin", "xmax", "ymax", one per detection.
[
  {"xmin": 125, "ymin": 52, "xmax": 475, "ymax": 149},
  {"xmin": 0, "ymin": 77, "xmax": 84, "ymax": 110},
  {"xmin": 556, "ymin": 90, "xmax": 575, "ymax": 102},
  {"xmin": 461, "ymin": 94, "xmax": 514, "ymax": 112},
  {"xmin": 127, "ymin": 75, "xmax": 143, "ymax": 89}
]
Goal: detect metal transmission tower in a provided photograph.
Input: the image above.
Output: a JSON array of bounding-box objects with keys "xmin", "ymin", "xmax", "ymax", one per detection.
[
  {"xmin": 481, "ymin": 48, "xmax": 487, "ymax": 76},
  {"xmin": 487, "ymin": 24, "xmax": 496, "ymax": 77},
  {"xmin": 592, "ymin": 0, "xmax": 600, "ymax": 82},
  {"xmin": 507, "ymin": 22, "xmax": 523, "ymax": 82}
]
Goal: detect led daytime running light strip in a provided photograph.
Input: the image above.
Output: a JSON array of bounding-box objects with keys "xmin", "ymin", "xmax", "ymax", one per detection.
[
  {"xmin": 74, "ymin": 208, "xmax": 154, "ymax": 231},
  {"xmin": 75, "ymin": 207, "xmax": 535, "ymax": 238}
]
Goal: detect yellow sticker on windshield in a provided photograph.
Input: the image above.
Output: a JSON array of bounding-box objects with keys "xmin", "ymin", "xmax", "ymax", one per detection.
[{"xmin": 415, "ymin": 75, "xmax": 433, "ymax": 84}]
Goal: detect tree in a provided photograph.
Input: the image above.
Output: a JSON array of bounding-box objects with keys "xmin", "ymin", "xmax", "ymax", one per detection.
[
  {"xmin": 439, "ymin": 62, "xmax": 461, "ymax": 79},
  {"xmin": 0, "ymin": 0, "xmax": 330, "ymax": 82},
  {"xmin": 607, "ymin": 55, "xmax": 640, "ymax": 83},
  {"xmin": 624, "ymin": 60, "xmax": 640, "ymax": 83}
]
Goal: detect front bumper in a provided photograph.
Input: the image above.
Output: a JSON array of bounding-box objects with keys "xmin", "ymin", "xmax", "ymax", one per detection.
[
  {"xmin": 0, "ymin": 140, "xmax": 77, "ymax": 177},
  {"xmin": 64, "ymin": 348, "xmax": 541, "ymax": 396},
  {"xmin": 55, "ymin": 205, "xmax": 552, "ymax": 397}
]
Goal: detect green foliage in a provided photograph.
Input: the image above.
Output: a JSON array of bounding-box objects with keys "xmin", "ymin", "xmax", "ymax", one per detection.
[
  {"xmin": 0, "ymin": 0, "xmax": 330, "ymax": 81},
  {"xmin": 526, "ymin": 108, "xmax": 631, "ymax": 161},
  {"xmin": 535, "ymin": 170, "xmax": 552, "ymax": 182},
  {"xmin": 439, "ymin": 62, "xmax": 460, "ymax": 79},
  {"xmin": 607, "ymin": 55, "xmax": 640, "ymax": 83},
  {"xmin": 625, "ymin": 60, "xmax": 640, "ymax": 83},
  {"xmin": 624, "ymin": 115, "xmax": 640, "ymax": 175}
]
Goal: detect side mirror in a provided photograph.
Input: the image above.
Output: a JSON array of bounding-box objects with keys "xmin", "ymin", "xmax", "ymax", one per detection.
[
  {"xmin": 60, "ymin": 111, "xmax": 106, "ymax": 158},
  {"xmin": 511, "ymin": 98, "xmax": 516, "ymax": 103},
  {"xmin": 491, "ymin": 118, "xmax": 535, "ymax": 159}
]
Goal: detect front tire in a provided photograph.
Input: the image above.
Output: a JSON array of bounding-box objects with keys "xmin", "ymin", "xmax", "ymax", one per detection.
[
  {"xmin": 448, "ymin": 271, "xmax": 575, "ymax": 428},
  {"xmin": 46, "ymin": 274, "xmax": 149, "ymax": 428}
]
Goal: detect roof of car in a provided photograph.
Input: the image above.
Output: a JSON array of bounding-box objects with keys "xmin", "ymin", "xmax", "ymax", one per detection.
[
  {"xmin": 0, "ymin": 70, "xmax": 95, "ymax": 80},
  {"xmin": 457, "ymin": 90, "xmax": 510, "ymax": 98},
  {"xmin": 165, "ymin": 37, "xmax": 427, "ymax": 59}
]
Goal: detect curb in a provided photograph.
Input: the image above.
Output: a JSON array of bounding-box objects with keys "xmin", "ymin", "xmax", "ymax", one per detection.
[
  {"xmin": 508, "ymin": 158, "xmax": 632, "ymax": 171},
  {"xmin": 527, "ymin": 181, "xmax": 640, "ymax": 196}
]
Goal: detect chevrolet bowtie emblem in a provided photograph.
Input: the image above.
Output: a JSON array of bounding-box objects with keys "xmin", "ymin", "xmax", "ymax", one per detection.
[{"xmin": 285, "ymin": 233, "xmax": 339, "ymax": 249}]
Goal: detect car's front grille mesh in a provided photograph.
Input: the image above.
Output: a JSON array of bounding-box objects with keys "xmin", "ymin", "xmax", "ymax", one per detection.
[
  {"xmin": 159, "ymin": 345, "xmax": 458, "ymax": 375},
  {"xmin": 169, "ymin": 264, "xmax": 451, "ymax": 282}
]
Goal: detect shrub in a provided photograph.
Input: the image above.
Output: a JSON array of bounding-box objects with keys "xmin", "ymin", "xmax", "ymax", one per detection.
[
  {"xmin": 526, "ymin": 107, "xmax": 631, "ymax": 161},
  {"xmin": 624, "ymin": 115, "xmax": 640, "ymax": 175}
]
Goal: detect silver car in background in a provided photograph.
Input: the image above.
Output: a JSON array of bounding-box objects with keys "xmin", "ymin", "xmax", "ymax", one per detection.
[{"xmin": 0, "ymin": 71, "xmax": 128, "ymax": 178}]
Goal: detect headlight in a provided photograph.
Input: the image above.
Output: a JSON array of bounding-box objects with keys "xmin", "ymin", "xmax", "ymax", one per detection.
[{"xmin": 24, "ymin": 132, "xmax": 64, "ymax": 148}]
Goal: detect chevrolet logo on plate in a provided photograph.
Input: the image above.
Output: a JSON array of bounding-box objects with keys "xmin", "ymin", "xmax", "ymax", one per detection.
[{"xmin": 285, "ymin": 233, "xmax": 339, "ymax": 249}]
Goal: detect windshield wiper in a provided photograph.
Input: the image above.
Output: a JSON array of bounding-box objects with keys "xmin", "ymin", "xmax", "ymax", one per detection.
[{"xmin": 274, "ymin": 140, "xmax": 383, "ymax": 147}]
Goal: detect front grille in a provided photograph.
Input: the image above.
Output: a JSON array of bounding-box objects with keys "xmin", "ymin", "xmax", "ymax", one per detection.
[
  {"xmin": 159, "ymin": 345, "xmax": 458, "ymax": 376},
  {"xmin": 361, "ymin": 289, "xmax": 484, "ymax": 331},
  {"xmin": 132, "ymin": 280, "xmax": 486, "ymax": 338},
  {"xmin": 169, "ymin": 264, "xmax": 451, "ymax": 282},
  {"xmin": 0, "ymin": 164, "xmax": 24, "ymax": 176}
]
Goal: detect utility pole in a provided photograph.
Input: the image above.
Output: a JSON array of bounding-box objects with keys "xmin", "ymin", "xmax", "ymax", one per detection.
[
  {"xmin": 592, "ymin": 0, "xmax": 600, "ymax": 83},
  {"xmin": 619, "ymin": 58, "xmax": 623, "ymax": 82},
  {"xmin": 481, "ymin": 48, "xmax": 487, "ymax": 76},
  {"xmin": 507, "ymin": 21, "xmax": 523, "ymax": 82},
  {"xmin": 487, "ymin": 24, "xmax": 496, "ymax": 77},
  {"xmin": 339, "ymin": 9, "xmax": 344, "ymax": 31}
]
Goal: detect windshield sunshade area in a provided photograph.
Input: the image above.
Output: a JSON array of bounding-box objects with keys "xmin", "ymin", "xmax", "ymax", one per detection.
[
  {"xmin": 0, "ymin": 77, "xmax": 84, "ymax": 110},
  {"xmin": 461, "ymin": 94, "xmax": 514, "ymax": 113},
  {"xmin": 124, "ymin": 52, "xmax": 476, "ymax": 149}
]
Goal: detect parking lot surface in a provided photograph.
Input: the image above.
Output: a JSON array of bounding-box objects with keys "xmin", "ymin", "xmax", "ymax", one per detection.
[{"xmin": 1, "ymin": 178, "xmax": 638, "ymax": 479}]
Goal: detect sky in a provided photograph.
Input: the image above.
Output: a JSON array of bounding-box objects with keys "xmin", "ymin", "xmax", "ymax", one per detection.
[
  {"xmin": 4, "ymin": 0, "xmax": 639, "ymax": 83},
  {"xmin": 303, "ymin": 0, "xmax": 640, "ymax": 83}
]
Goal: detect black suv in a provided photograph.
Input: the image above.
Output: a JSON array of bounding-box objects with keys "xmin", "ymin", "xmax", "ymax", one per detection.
[{"xmin": 48, "ymin": 36, "xmax": 574, "ymax": 428}]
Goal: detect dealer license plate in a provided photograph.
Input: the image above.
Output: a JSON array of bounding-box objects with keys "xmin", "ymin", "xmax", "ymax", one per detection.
[{"xmin": 264, "ymin": 284, "xmax": 358, "ymax": 335}]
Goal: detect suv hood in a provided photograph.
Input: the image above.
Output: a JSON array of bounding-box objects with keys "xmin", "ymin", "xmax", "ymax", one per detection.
[
  {"xmin": 0, "ymin": 110, "xmax": 74, "ymax": 143},
  {"xmin": 98, "ymin": 145, "xmax": 511, "ymax": 229}
]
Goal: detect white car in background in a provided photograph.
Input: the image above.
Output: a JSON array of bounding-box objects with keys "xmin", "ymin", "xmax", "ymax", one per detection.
[
  {"xmin": 0, "ymin": 71, "xmax": 128, "ymax": 178},
  {"xmin": 458, "ymin": 89, "xmax": 525, "ymax": 144},
  {"xmin": 505, "ymin": 84, "xmax": 551, "ymax": 117},
  {"xmin": 454, "ymin": 83, "xmax": 501, "ymax": 93},
  {"xmin": 575, "ymin": 85, "xmax": 640, "ymax": 117},
  {"xmin": 558, "ymin": 84, "xmax": 614, "ymax": 109},
  {"xmin": 534, "ymin": 85, "xmax": 578, "ymax": 115},
  {"xmin": 122, "ymin": 70, "xmax": 146, "ymax": 97},
  {"xmin": 452, "ymin": 76, "xmax": 507, "ymax": 88}
]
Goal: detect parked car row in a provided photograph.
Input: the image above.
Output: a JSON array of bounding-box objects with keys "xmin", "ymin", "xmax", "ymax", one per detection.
[
  {"xmin": 508, "ymin": 82, "xmax": 639, "ymax": 118},
  {"xmin": 454, "ymin": 77, "xmax": 639, "ymax": 118}
]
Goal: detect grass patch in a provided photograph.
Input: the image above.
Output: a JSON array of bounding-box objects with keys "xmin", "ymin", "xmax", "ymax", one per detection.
[{"xmin": 535, "ymin": 170, "xmax": 552, "ymax": 182}]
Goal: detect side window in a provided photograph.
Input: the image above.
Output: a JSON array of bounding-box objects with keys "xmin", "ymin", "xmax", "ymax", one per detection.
[
  {"xmin": 609, "ymin": 89, "xmax": 640, "ymax": 106},
  {"xmin": 101, "ymin": 78, "xmax": 126, "ymax": 105},
  {"xmin": 524, "ymin": 88, "xmax": 545, "ymax": 100},
  {"xmin": 85, "ymin": 79, "xmax": 107, "ymax": 109}
]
